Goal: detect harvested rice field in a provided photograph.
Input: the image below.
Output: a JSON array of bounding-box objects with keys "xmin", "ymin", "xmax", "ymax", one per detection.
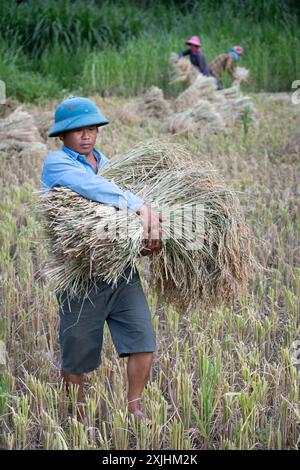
[{"xmin": 0, "ymin": 92, "xmax": 299, "ymax": 450}]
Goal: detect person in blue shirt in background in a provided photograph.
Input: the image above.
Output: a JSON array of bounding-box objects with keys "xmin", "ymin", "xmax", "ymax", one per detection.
[
  {"xmin": 42, "ymin": 96, "xmax": 162, "ymax": 422},
  {"xmin": 178, "ymin": 35, "xmax": 211, "ymax": 77}
]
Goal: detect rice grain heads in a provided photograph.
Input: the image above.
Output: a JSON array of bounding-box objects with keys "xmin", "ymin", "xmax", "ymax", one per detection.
[{"xmin": 40, "ymin": 140, "xmax": 254, "ymax": 312}]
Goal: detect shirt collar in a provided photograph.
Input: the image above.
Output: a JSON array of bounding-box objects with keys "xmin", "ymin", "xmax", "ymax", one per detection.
[
  {"xmin": 62, "ymin": 145, "xmax": 101, "ymax": 162},
  {"xmin": 228, "ymin": 49, "xmax": 239, "ymax": 62}
]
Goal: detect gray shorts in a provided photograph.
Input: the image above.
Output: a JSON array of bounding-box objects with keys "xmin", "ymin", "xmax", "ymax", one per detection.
[{"xmin": 56, "ymin": 268, "xmax": 156, "ymax": 374}]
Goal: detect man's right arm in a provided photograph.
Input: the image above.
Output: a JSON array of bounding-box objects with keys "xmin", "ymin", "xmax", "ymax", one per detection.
[
  {"xmin": 42, "ymin": 154, "xmax": 144, "ymax": 212},
  {"xmin": 42, "ymin": 153, "xmax": 162, "ymax": 254},
  {"xmin": 178, "ymin": 49, "xmax": 190, "ymax": 58}
]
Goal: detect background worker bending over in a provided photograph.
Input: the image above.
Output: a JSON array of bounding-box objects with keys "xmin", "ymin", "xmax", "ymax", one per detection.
[{"xmin": 209, "ymin": 45, "xmax": 244, "ymax": 89}]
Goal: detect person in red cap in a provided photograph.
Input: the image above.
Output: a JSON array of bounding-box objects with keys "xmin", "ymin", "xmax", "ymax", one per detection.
[
  {"xmin": 209, "ymin": 45, "xmax": 244, "ymax": 90},
  {"xmin": 178, "ymin": 35, "xmax": 210, "ymax": 77}
]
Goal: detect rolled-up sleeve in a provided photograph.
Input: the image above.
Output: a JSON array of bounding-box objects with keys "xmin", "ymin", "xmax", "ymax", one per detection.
[{"xmin": 42, "ymin": 155, "xmax": 144, "ymax": 212}]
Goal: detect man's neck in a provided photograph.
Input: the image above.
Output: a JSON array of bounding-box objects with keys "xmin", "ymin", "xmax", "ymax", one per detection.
[{"xmin": 86, "ymin": 152, "xmax": 98, "ymax": 172}]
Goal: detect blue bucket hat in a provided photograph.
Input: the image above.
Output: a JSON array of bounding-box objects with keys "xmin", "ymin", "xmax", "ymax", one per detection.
[{"xmin": 48, "ymin": 96, "xmax": 109, "ymax": 137}]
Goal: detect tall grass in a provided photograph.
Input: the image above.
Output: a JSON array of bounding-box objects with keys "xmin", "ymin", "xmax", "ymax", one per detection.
[
  {"xmin": 0, "ymin": 42, "xmax": 61, "ymax": 102},
  {"xmin": 0, "ymin": 0, "xmax": 299, "ymax": 101}
]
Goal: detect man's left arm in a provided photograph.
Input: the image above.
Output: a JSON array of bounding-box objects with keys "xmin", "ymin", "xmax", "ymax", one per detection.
[{"xmin": 226, "ymin": 56, "xmax": 237, "ymax": 79}]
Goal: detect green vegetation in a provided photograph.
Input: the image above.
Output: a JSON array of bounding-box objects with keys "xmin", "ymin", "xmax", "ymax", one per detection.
[{"xmin": 0, "ymin": 0, "xmax": 299, "ymax": 101}]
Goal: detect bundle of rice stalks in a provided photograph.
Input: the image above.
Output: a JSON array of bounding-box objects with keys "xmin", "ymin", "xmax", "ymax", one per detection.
[
  {"xmin": 39, "ymin": 188, "xmax": 143, "ymax": 295},
  {"xmin": 0, "ymin": 139, "xmax": 47, "ymax": 159},
  {"xmin": 114, "ymin": 86, "xmax": 171, "ymax": 125},
  {"xmin": 220, "ymin": 82, "xmax": 241, "ymax": 100},
  {"xmin": 279, "ymin": 131, "xmax": 300, "ymax": 163},
  {"xmin": 162, "ymin": 100, "xmax": 225, "ymax": 136},
  {"xmin": 169, "ymin": 52, "xmax": 198, "ymax": 84},
  {"xmin": 148, "ymin": 171, "xmax": 253, "ymax": 311},
  {"xmin": 234, "ymin": 66, "xmax": 250, "ymax": 84},
  {"xmin": 40, "ymin": 141, "xmax": 253, "ymax": 312},
  {"xmin": 207, "ymin": 92, "xmax": 227, "ymax": 105},
  {"xmin": 104, "ymin": 139, "xmax": 193, "ymax": 188},
  {"xmin": 0, "ymin": 107, "xmax": 43, "ymax": 143},
  {"xmin": 219, "ymin": 96, "xmax": 256, "ymax": 126},
  {"xmin": 173, "ymin": 74, "xmax": 217, "ymax": 112},
  {"xmin": 0, "ymin": 106, "xmax": 47, "ymax": 160},
  {"xmin": 33, "ymin": 111, "xmax": 53, "ymax": 142},
  {"xmin": 0, "ymin": 97, "xmax": 19, "ymax": 118}
]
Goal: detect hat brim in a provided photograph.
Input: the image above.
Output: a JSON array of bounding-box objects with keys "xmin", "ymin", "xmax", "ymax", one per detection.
[
  {"xmin": 186, "ymin": 41, "xmax": 201, "ymax": 47},
  {"xmin": 48, "ymin": 113, "xmax": 109, "ymax": 137}
]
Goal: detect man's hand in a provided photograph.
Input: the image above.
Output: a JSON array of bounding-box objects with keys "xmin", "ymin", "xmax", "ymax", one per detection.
[{"xmin": 137, "ymin": 204, "xmax": 163, "ymax": 255}]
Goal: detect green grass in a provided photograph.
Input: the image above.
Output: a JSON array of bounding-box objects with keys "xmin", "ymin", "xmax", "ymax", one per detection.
[
  {"xmin": 0, "ymin": 0, "xmax": 299, "ymax": 101},
  {"xmin": 0, "ymin": 43, "xmax": 61, "ymax": 102}
]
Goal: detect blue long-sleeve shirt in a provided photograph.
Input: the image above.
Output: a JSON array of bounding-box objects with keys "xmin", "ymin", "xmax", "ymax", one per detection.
[
  {"xmin": 41, "ymin": 145, "xmax": 144, "ymax": 212},
  {"xmin": 179, "ymin": 48, "xmax": 211, "ymax": 76}
]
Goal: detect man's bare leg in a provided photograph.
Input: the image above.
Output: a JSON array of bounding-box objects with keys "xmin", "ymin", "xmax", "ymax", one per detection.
[
  {"xmin": 61, "ymin": 369, "xmax": 85, "ymax": 421},
  {"xmin": 126, "ymin": 352, "xmax": 154, "ymax": 419}
]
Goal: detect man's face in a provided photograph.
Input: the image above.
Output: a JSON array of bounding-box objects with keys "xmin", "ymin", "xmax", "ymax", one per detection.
[{"xmin": 61, "ymin": 126, "xmax": 98, "ymax": 155}]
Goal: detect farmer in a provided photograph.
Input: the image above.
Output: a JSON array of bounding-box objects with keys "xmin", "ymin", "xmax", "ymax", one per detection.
[
  {"xmin": 209, "ymin": 45, "xmax": 244, "ymax": 90},
  {"xmin": 42, "ymin": 96, "xmax": 162, "ymax": 422},
  {"xmin": 178, "ymin": 35, "xmax": 211, "ymax": 77}
]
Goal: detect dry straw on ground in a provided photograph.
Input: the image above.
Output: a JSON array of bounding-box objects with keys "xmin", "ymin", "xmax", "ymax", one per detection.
[
  {"xmin": 33, "ymin": 110, "xmax": 53, "ymax": 142},
  {"xmin": 114, "ymin": 86, "xmax": 171, "ymax": 125},
  {"xmin": 162, "ymin": 100, "xmax": 225, "ymax": 135},
  {"xmin": 0, "ymin": 97, "xmax": 19, "ymax": 118},
  {"xmin": 173, "ymin": 74, "xmax": 218, "ymax": 112},
  {"xmin": 163, "ymin": 93, "xmax": 255, "ymax": 136},
  {"xmin": 279, "ymin": 130, "xmax": 300, "ymax": 163},
  {"xmin": 40, "ymin": 140, "xmax": 253, "ymax": 312},
  {"xmin": 0, "ymin": 106, "xmax": 47, "ymax": 158}
]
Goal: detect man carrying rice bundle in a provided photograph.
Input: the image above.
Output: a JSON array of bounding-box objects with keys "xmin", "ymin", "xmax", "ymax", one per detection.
[
  {"xmin": 209, "ymin": 45, "xmax": 245, "ymax": 90},
  {"xmin": 42, "ymin": 96, "xmax": 162, "ymax": 422},
  {"xmin": 178, "ymin": 35, "xmax": 211, "ymax": 77}
]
